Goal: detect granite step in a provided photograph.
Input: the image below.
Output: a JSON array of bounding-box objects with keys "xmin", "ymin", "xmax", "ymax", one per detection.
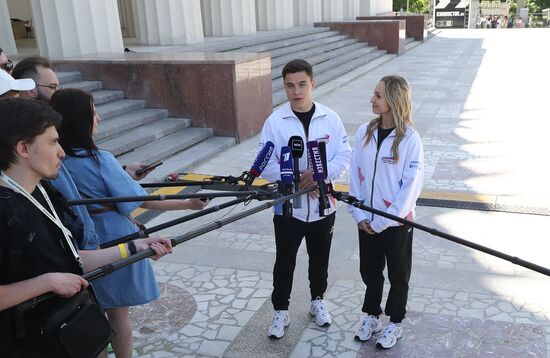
[
  {"xmin": 145, "ymin": 136, "xmax": 237, "ymax": 183},
  {"xmin": 271, "ymin": 38, "xmax": 360, "ymax": 70},
  {"xmin": 94, "ymin": 108, "xmax": 169, "ymax": 141},
  {"xmin": 95, "ymin": 99, "xmax": 146, "ymax": 120},
  {"xmin": 272, "ymin": 45, "xmax": 379, "ymax": 92},
  {"xmin": 233, "ymin": 30, "xmax": 340, "ymax": 54},
  {"xmin": 91, "ymin": 89, "xmax": 125, "ymax": 105},
  {"xmin": 98, "ymin": 117, "xmax": 191, "ymax": 156},
  {"xmin": 117, "ymin": 127, "xmax": 214, "ymax": 165},
  {"xmin": 267, "ymin": 33, "xmax": 351, "ymax": 59},
  {"xmin": 171, "ymin": 27, "xmax": 330, "ymax": 53},
  {"xmin": 272, "ymin": 50, "xmax": 391, "ymax": 107},
  {"xmin": 56, "ymin": 71, "xmax": 82, "ymax": 84},
  {"xmin": 62, "ymin": 80, "xmax": 103, "ymax": 92}
]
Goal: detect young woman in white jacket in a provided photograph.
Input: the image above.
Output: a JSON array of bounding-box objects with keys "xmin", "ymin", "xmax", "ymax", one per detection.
[{"xmin": 348, "ymin": 75, "xmax": 424, "ymax": 349}]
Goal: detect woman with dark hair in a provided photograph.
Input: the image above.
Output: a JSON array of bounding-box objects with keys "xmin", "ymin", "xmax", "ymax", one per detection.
[{"xmin": 51, "ymin": 88, "xmax": 208, "ymax": 358}]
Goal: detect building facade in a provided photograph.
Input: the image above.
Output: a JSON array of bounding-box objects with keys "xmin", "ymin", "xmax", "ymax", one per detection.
[{"xmin": 2, "ymin": 0, "xmax": 392, "ymax": 57}]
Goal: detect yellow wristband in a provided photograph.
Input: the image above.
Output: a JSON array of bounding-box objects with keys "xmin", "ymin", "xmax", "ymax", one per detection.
[{"xmin": 118, "ymin": 243, "xmax": 128, "ymax": 259}]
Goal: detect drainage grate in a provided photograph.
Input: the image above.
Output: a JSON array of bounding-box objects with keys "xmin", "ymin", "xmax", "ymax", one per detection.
[{"xmin": 417, "ymin": 198, "xmax": 550, "ymax": 216}]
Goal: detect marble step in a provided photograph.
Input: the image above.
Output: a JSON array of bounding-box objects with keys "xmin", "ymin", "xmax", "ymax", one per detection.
[
  {"xmin": 91, "ymin": 89, "xmax": 125, "ymax": 105},
  {"xmin": 62, "ymin": 80, "xmax": 103, "ymax": 92},
  {"xmin": 271, "ymin": 38, "xmax": 360, "ymax": 71},
  {"xmin": 233, "ymin": 30, "xmax": 341, "ymax": 54},
  {"xmin": 145, "ymin": 136, "xmax": 237, "ymax": 183},
  {"xmin": 98, "ymin": 117, "xmax": 191, "ymax": 156},
  {"xmin": 94, "ymin": 108, "xmax": 169, "ymax": 141},
  {"xmin": 95, "ymin": 99, "xmax": 146, "ymax": 120},
  {"xmin": 272, "ymin": 50, "xmax": 391, "ymax": 107},
  {"xmin": 117, "ymin": 127, "xmax": 214, "ymax": 165}
]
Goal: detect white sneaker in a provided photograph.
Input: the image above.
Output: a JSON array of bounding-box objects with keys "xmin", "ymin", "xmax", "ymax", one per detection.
[
  {"xmin": 267, "ymin": 310, "xmax": 290, "ymax": 339},
  {"xmin": 376, "ymin": 322, "xmax": 403, "ymax": 349},
  {"xmin": 310, "ymin": 297, "xmax": 332, "ymax": 327},
  {"xmin": 354, "ymin": 315, "xmax": 382, "ymax": 341}
]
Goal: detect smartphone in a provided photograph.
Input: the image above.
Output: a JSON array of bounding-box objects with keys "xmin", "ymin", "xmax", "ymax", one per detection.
[{"xmin": 135, "ymin": 161, "xmax": 163, "ymax": 176}]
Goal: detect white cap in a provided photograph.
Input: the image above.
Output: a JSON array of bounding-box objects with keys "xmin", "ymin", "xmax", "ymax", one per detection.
[{"xmin": 0, "ymin": 69, "xmax": 35, "ymax": 96}]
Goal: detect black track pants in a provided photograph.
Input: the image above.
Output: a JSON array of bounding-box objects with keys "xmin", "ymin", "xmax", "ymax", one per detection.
[
  {"xmin": 271, "ymin": 213, "xmax": 336, "ymax": 310},
  {"xmin": 359, "ymin": 225, "xmax": 413, "ymax": 323}
]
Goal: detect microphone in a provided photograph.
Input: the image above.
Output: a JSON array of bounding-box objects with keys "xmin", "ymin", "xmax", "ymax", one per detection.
[
  {"xmin": 279, "ymin": 146, "xmax": 294, "ymax": 217},
  {"xmin": 307, "ymin": 141, "xmax": 331, "ymax": 217},
  {"xmin": 288, "ymin": 136, "xmax": 304, "ymax": 209},
  {"xmin": 240, "ymin": 141, "xmax": 275, "ymax": 186}
]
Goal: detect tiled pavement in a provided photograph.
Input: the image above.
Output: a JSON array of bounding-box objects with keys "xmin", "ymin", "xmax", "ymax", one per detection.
[{"xmin": 125, "ymin": 29, "xmax": 550, "ymax": 357}]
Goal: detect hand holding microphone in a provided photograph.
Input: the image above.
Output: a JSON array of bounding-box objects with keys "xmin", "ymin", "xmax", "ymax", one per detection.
[{"xmin": 288, "ymin": 136, "xmax": 304, "ymax": 208}]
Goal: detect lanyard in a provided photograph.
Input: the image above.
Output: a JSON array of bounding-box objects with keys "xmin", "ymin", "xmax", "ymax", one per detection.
[{"xmin": 0, "ymin": 171, "xmax": 81, "ymax": 265}]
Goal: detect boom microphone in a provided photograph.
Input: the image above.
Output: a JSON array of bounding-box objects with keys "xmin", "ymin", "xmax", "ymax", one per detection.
[
  {"xmin": 240, "ymin": 141, "xmax": 275, "ymax": 186},
  {"xmin": 307, "ymin": 141, "xmax": 331, "ymax": 217},
  {"xmin": 288, "ymin": 135, "xmax": 304, "ymax": 209},
  {"xmin": 280, "ymin": 146, "xmax": 294, "ymax": 217}
]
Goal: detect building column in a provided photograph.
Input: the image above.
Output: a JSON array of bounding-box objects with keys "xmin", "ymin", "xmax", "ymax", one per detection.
[
  {"xmin": 293, "ymin": 0, "xmax": 322, "ymax": 26},
  {"xmin": 255, "ymin": 0, "xmax": 293, "ymax": 30},
  {"xmin": 0, "ymin": 0, "xmax": 17, "ymax": 55},
  {"xmin": 342, "ymin": 0, "xmax": 359, "ymax": 19},
  {"xmin": 201, "ymin": 0, "xmax": 256, "ymax": 36},
  {"xmin": 322, "ymin": 0, "xmax": 344, "ymax": 21},
  {"xmin": 30, "ymin": 0, "xmax": 123, "ymax": 58},
  {"xmin": 133, "ymin": 0, "xmax": 203, "ymax": 45}
]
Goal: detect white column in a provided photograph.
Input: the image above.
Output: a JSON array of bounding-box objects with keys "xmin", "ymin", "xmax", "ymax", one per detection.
[
  {"xmin": 30, "ymin": 0, "xmax": 123, "ymax": 58},
  {"xmin": 133, "ymin": 0, "xmax": 203, "ymax": 45},
  {"xmin": 0, "ymin": 0, "xmax": 17, "ymax": 55},
  {"xmin": 342, "ymin": 0, "xmax": 359, "ymax": 19},
  {"xmin": 255, "ymin": 0, "xmax": 293, "ymax": 30},
  {"xmin": 322, "ymin": 0, "xmax": 343, "ymax": 21},
  {"xmin": 202, "ymin": 0, "xmax": 256, "ymax": 36},
  {"xmin": 293, "ymin": 0, "xmax": 322, "ymax": 26},
  {"xmin": 358, "ymin": 0, "xmax": 371, "ymax": 15}
]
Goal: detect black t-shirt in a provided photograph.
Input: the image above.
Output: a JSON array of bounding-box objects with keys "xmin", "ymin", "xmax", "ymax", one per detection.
[
  {"xmin": 0, "ymin": 185, "xmax": 81, "ymax": 357},
  {"xmin": 293, "ymin": 103, "xmax": 316, "ymax": 136},
  {"xmin": 377, "ymin": 126, "xmax": 395, "ymax": 150}
]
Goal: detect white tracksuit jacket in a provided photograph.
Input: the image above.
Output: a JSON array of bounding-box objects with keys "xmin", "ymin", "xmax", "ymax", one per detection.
[
  {"xmin": 348, "ymin": 123, "xmax": 424, "ymax": 233},
  {"xmin": 260, "ymin": 101, "xmax": 351, "ymax": 222}
]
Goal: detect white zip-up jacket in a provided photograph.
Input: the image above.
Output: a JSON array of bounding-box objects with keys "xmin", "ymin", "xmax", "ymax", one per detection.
[
  {"xmin": 260, "ymin": 101, "xmax": 351, "ymax": 222},
  {"xmin": 348, "ymin": 123, "xmax": 424, "ymax": 233}
]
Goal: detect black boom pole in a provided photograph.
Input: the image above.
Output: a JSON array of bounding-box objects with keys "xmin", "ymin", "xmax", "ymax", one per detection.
[{"xmin": 333, "ymin": 191, "xmax": 550, "ymax": 277}]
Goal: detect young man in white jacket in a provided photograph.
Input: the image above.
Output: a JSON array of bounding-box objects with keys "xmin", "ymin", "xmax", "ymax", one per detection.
[{"xmin": 259, "ymin": 59, "xmax": 351, "ymax": 339}]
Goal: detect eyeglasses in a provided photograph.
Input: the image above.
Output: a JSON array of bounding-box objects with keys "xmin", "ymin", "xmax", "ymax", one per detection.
[
  {"xmin": 1, "ymin": 59, "xmax": 13, "ymax": 72},
  {"xmin": 36, "ymin": 83, "xmax": 62, "ymax": 91}
]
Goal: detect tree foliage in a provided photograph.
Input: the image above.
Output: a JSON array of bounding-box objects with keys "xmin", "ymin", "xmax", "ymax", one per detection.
[{"xmin": 393, "ymin": 0, "xmax": 430, "ymax": 14}]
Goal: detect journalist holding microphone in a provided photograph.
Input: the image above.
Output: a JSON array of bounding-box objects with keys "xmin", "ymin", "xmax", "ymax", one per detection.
[{"xmin": 259, "ymin": 59, "xmax": 351, "ymax": 339}]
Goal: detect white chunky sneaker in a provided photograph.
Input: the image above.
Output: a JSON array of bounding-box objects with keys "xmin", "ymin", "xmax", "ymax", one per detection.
[
  {"xmin": 267, "ymin": 310, "xmax": 290, "ymax": 339},
  {"xmin": 376, "ymin": 322, "xmax": 403, "ymax": 349},
  {"xmin": 354, "ymin": 315, "xmax": 382, "ymax": 341},
  {"xmin": 310, "ymin": 297, "xmax": 332, "ymax": 327}
]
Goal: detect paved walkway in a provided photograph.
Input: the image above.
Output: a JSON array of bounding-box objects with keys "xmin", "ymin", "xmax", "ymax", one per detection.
[{"xmin": 128, "ymin": 29, "xmax": 550, "ymax": 357}]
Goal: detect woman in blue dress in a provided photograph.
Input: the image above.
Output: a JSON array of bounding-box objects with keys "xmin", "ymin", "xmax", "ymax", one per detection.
[{"xmin": 51, "ymin": 88, "xmax": 208, "ymax": 358}]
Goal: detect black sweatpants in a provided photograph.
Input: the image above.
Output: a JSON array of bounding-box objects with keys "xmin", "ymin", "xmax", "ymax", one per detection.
[
  {"xmin": 359, "ymin": 225, "xmax": 413, "ymax": 323},
  {"xmin": 271, "ymin": 213, "xmax": 336, "ymax": 310}
]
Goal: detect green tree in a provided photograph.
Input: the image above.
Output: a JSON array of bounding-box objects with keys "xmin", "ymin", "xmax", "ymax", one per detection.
[{"xmin": 393, "ymin": 0, "xmax": 430, "ymax": 13}]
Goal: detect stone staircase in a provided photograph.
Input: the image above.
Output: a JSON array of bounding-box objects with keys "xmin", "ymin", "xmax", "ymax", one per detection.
[
  {"xmin": 57, "ymin": 26, "xmax": 421, "ymax": 179},
  {"xmin": 56, "ymin": 71, "xmax": 236, "ymax": 182},
  {"xmin": 164, "ymin": 26, "xmax": 398, "ymax": 107}
]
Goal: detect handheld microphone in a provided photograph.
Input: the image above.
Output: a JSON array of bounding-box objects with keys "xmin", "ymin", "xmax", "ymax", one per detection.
[
  {"xmin": 288, "ymin": 136, "xmax": 304, "ymax": 209},
  {"xmin": 279, "ymin": 146, "xmax": 294, "ymax": 217},
  {"xmin": 307, "ymin": 141, "xmax": 331, "ymax": 217},
  {"xmin": 240, "ymin": 141, "xmax": 275, "ymax": 186}
]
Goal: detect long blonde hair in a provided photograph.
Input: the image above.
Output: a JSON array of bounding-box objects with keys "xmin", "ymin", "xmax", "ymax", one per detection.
[{"xmin": 364, "ymin": 75, "xmax": 413, "ymax": 162}]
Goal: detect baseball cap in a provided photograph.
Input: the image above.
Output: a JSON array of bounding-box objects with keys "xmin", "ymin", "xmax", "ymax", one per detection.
[{"xmin": 0, "ymin": 69, "xmax": 35, "ymax": 95}]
